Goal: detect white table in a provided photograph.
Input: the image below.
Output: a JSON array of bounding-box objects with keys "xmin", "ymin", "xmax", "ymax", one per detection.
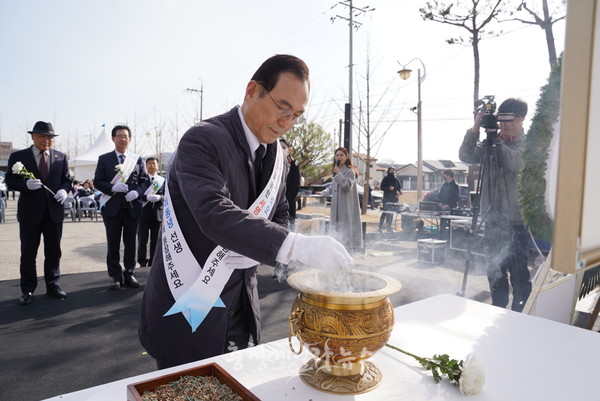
[{"xmin": 44, "ymin": 294, "xmax": 600, "ymax": 401}]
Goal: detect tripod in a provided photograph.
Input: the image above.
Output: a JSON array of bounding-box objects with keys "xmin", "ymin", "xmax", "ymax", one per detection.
[{"xmin": 457, "ymin": 130, "xmax": 511, "ymax": 297}]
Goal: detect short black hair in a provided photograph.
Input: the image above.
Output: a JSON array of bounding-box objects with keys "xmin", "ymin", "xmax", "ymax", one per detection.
[
  {"xmin": 146, "ymin": 157, "xmax": 158, "ymax": 164},
  {"xmin": 498, "ymin": 98, "xmax": 528, "ymax": 118},
  {"xmin": 251, "ymin": 54, "xmax": 310, "ymax": 93},
  {"xmin": 111, "ymin": 125, "xmax": 131, "ymax": 137},
  {"xmin": 443, "ymin": 169, "xmax": 454, "ymax": 177}
]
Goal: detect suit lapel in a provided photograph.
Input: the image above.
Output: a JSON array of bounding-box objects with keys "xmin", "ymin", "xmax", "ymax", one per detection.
[{"xmin": 47, "ymin": 149, "xmax": 58, "ymax": 178}]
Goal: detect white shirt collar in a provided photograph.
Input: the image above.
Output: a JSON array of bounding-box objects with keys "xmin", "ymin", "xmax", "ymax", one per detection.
[
  {"xmin": 33, "ymin": 146, "xmax": 48, "ymax": 157},
  {"xmin": 237, "ymin": 106, "xmax": 265, "ymax": 162},
  {"xmin": 115, "ymin": 150, "xmax": 127, "ymax": 158}
]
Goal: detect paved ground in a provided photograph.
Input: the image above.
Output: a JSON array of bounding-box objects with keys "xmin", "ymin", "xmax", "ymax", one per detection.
[{"xmin": 0, "ymin": 196, "xmax": 595, "ymax": 400}]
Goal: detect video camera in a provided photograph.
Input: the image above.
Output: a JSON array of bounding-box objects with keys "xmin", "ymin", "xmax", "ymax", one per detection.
[{"xmin": 474, "ymin": 95, "xmax": 515, "ymax": 132}]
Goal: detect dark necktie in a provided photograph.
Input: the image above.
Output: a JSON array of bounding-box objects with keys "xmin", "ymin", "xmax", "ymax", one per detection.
[
  {"xmin": 254, "ymin": 146, "xmax": 265, "ymax": 191},
  {"xmin": 119, "ymin": 154, "xmax": 125, "ymax": 164},
  {"xmin": 39, "ymin": 152, "xmax": 48, "ymax": 180}
]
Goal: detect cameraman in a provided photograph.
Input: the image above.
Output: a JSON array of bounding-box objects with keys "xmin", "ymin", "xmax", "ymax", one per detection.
[{"xmin": 459, "ymin": 98, "xmax": 531, "ymax": 312}]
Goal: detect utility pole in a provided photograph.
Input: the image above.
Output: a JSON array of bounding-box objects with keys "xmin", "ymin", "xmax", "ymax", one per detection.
[
  {"xmin": 185, "ymin": 80, "xmax": 204, "ymax": 124},
  {"xmin": 331, "ymin": 1, "xmax": 374, "ymax": 157}
]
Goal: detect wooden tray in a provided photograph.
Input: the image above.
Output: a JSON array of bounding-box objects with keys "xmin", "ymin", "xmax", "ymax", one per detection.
[{"xmin": 127, "ymin": 362, "xmax": 260, "ymax": 401}]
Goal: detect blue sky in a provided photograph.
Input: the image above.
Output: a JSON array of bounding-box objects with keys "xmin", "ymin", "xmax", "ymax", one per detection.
[{"xmin": 0, "ymin": 0, "xmax": 565, "ymax": 163}]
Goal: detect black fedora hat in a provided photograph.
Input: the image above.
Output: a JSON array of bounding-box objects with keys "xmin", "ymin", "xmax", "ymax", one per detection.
[{"xmin": 28, "ymin": 121, "xmax": 57, "ymax": 136}]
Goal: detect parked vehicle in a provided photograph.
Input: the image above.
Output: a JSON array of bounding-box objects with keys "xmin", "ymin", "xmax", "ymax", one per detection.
[
  {"xmin": 320, "ymin": 182, "xmax": 383, "ymax": 207},
  {"xmin": 422, "ymin": 184, "xmax": 470, "ymax": 209}
]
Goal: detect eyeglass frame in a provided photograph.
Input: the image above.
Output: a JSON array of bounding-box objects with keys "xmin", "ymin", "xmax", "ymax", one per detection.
[{"xmin": 256, "ymin": 82, "xmax": 304, "ymax": 124}]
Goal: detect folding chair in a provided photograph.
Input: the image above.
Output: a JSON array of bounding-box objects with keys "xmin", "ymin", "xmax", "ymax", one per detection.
[
  {"xmin": 63, "ymin": 196, "xmax": 76, "ymax": 222},
  {"xmin": 77, "ymin": 196, "xmax": 98, "ymax": 221}
]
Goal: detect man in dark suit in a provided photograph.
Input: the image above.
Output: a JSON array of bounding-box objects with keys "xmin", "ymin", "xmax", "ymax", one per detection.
[
  {"xmin": 139, "ymin": 55, "xmax": 352, "ymax": 369},
  {"xmin": 279, "ymin": 138, "xmax": 300, "ymax": 225},
  {"xmin": 137, "ymin": 157, "xmax": 164, "ymax": 268},
  {"xmin": 5, "ymin": 121, "xmax": 73, "ymax": 305},
  {"xmin": 93, "ymin": 125, "xmax": 149, "ymax": 290}
]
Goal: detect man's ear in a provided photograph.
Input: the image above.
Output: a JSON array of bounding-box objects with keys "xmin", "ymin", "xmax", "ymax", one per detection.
[{"xmin": 245, "ymin": 81, "xmax": 259, "ymax": 101}]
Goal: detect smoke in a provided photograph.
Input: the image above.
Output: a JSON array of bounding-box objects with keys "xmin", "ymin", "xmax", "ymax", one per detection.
[{"xmin": 286, "ymin": 268, "xmax": 395, "ymax": 295}]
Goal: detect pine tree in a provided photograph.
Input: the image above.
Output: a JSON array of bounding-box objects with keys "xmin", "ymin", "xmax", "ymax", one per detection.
[{"xmin": 519, "ymin": 56, "xmax": 562, "ymax": 242}]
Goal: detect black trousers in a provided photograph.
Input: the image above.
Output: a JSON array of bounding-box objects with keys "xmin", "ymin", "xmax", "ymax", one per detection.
[
  {"xmin": 19, "ymin": 211, "xmax": 63, "ymax": 293},
  {"xmin": 379, "ymin": 201, "xmax": 395, "ymax": 229},
  {"xmin": 484, "ymin": 223, "xmax": 531, "ymax": 312},
  {"xmin": 137, "ymin": 216, "xmax": 161, "ymax": 266},
  {"xmin": 286, "ymin": 194, "xmax": 297, "ymax": 220},
  {"xmin": 103, "ymin": 208, "xmax": 138, "ymax": 281}
]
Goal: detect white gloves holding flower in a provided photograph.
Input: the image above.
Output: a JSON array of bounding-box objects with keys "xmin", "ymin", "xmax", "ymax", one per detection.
[
  {"xmin": 146, "ymin": 194, "xmax": 162, "ymax": 203},
  {"xmin": 125, "ymin": 190, "xmax": 139, "ymax": 202},
  {"xmin": 26, "ymin": 179, "xmax": 42, "ymax": 190},
  {"xmin": 112, "ymin": 182, "xmax": 128, "ymax": 193}
]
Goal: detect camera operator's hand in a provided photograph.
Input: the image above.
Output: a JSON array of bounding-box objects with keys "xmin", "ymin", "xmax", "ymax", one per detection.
[{"xmin": 471, "ymin": 111, "xmax": 484, "ymax": 134}]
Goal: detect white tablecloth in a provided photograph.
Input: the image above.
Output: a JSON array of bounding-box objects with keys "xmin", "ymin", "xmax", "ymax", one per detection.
[{"xmin": 44, "ymin": 294, "xmax": 600, "ymax": 401}]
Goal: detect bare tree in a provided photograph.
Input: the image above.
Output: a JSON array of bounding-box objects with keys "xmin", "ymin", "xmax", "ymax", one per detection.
[
  {"xmin": 506, "ymin": 0, "xmax": 565, "ymax": 69},
  {"xmin": 354, "ymin": 49, "xmax": 399, "ymax": 214},
  {"xmin": 420, "ymin": 0, "xmax": 504, "ymax": 103}
]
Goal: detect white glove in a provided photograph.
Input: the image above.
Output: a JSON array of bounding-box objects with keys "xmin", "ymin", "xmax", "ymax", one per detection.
[
  {"xmin": 289, "ymin": 234, "xmax": 353, "ymax": 271},
  {"xmin": 224, "ymin": 251, "xmax": 259, "ymax": 270},
  {"xmin": 54, "ymin": 189, "xmax": 68, "ymax": 204},
  {"xmin": 125, "ymin": 190, "xmax": 139, "ymax": 202},
  {"xmin": 112, "ymin": 182, "xmax": 129, "ymax": 193},
  {"xmin": 146, "ymin": 194, "xmax": 161, "ymax": 203},
  {"xmin": 27, "ymin": 179, "xmax": 42, "ymax": 190}
]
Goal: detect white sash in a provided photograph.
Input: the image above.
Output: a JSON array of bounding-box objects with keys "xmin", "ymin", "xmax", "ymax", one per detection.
[
  {"xmin": 99, "ymin": 152, "xmax": 139, "ymax": 209},
  {"xmin": 142, "ymin": 175, "xmax": 165, "ymax": 207},
  {"xmin": 162, "ymin": 144, "xmax": 284, "ymax": 332}
]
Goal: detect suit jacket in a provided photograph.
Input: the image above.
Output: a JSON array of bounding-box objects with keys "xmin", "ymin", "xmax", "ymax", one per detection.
[
  {"xmin": 141, "ymin": 175, "xmax": 165, "ymax": 223},
  {"xmin": 5, "ymin": 146, "xmax": 73, "ymax": 224},
  {"xmin": 286, "ymin": 157, "xmax": 300, "ymax": 200},
  {"xmin": 93, "ymin": 151, "xmax": 148, "ymax": 218},
  {"xmin": 139, "ymin": 106, "xmax": 289, "ymax": 366}
]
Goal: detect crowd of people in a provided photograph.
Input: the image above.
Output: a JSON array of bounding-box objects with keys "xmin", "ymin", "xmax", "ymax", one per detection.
[
  {"xmin": 5, "ymin": 121, "xmax": 166, "ymax": 303},
  {"xmin": 3, "ymin": 54, "xmax": 534, "ymax": 373}
]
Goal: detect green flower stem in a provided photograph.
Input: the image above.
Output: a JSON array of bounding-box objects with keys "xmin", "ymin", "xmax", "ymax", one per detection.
[
  {"xmin": 386, "ymin": 344, "xmax": 433, "ymax": 366},
  {"xmin": 385, "ymin": 343, "xmax": 462, "ymax": 384}
]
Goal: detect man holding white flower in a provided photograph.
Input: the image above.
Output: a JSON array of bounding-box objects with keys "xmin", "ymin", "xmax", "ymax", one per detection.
[
  {"xmin": 137, "ymin": 156, "xmax": 164, "ymax": 269},
  {"xmin": 5, "ymin": 121, "xmax": 73, "ymax": 305},
  {"xmin": 94, "ymin": 125, "xmax": 149, "ymax": 290}
]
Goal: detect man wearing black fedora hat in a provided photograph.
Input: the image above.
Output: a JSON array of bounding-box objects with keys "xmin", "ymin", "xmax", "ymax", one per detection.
[{"xmin": 5, "ymin": 121, "xmax": 73, "ymax": 305}]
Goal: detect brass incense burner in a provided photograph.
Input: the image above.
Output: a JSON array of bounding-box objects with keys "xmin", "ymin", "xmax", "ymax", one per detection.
[{"xmin": 287, "ymin": 270, "xmax": 401, "ymax": 395}]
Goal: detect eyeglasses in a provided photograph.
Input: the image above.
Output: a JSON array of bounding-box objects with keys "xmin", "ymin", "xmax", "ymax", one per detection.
[
  {"xmin": 258, "ymin": 83, "xmax": 303, "ymax": 123},
  {"xmin": 114, "ymin": 134, "xmax": 130, "ymax": 139}
]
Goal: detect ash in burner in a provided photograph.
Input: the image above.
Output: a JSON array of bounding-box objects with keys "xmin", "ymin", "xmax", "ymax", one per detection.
[{"xmin": 299, "ymin": 270, "xmax": 387, "ymax": 293}]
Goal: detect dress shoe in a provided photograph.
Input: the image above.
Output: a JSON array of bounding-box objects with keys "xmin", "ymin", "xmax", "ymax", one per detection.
[
  {"xmin": 110, "ymin": 279, "xmax": 122, "ymax": 290},
  {"xmin": 124, "ymin": 276, "xmax": 140, "ymax": 289},
  {"xmin": 47, "ymin": 287, "xmax": 68, "ymax": 300},
  {"xmin": 19, "ymin": 292, "xmax": 35, "ymax": 305}
]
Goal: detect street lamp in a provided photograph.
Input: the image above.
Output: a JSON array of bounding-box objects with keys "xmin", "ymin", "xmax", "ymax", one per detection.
[{"xmin": 397, "ymin": 58, "xmax": 426, "ymax": 203}]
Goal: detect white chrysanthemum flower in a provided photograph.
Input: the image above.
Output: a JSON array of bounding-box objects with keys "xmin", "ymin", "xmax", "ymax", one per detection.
[
  {"xmin": 459, "ymin": 354, "xmax": 485, "ymax": 395},
  {"xmin": 12, "ymin": 162, "xmax": 24, "ymax": 174},
  {"xmin": 115, "ymin": 164, "xmax": 124, "ymax": 171}
]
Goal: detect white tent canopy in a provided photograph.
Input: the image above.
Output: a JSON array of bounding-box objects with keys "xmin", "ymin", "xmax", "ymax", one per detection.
[{"xmin": 69, "ymin": 127, "xmax": 114, "ymax": 180}]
